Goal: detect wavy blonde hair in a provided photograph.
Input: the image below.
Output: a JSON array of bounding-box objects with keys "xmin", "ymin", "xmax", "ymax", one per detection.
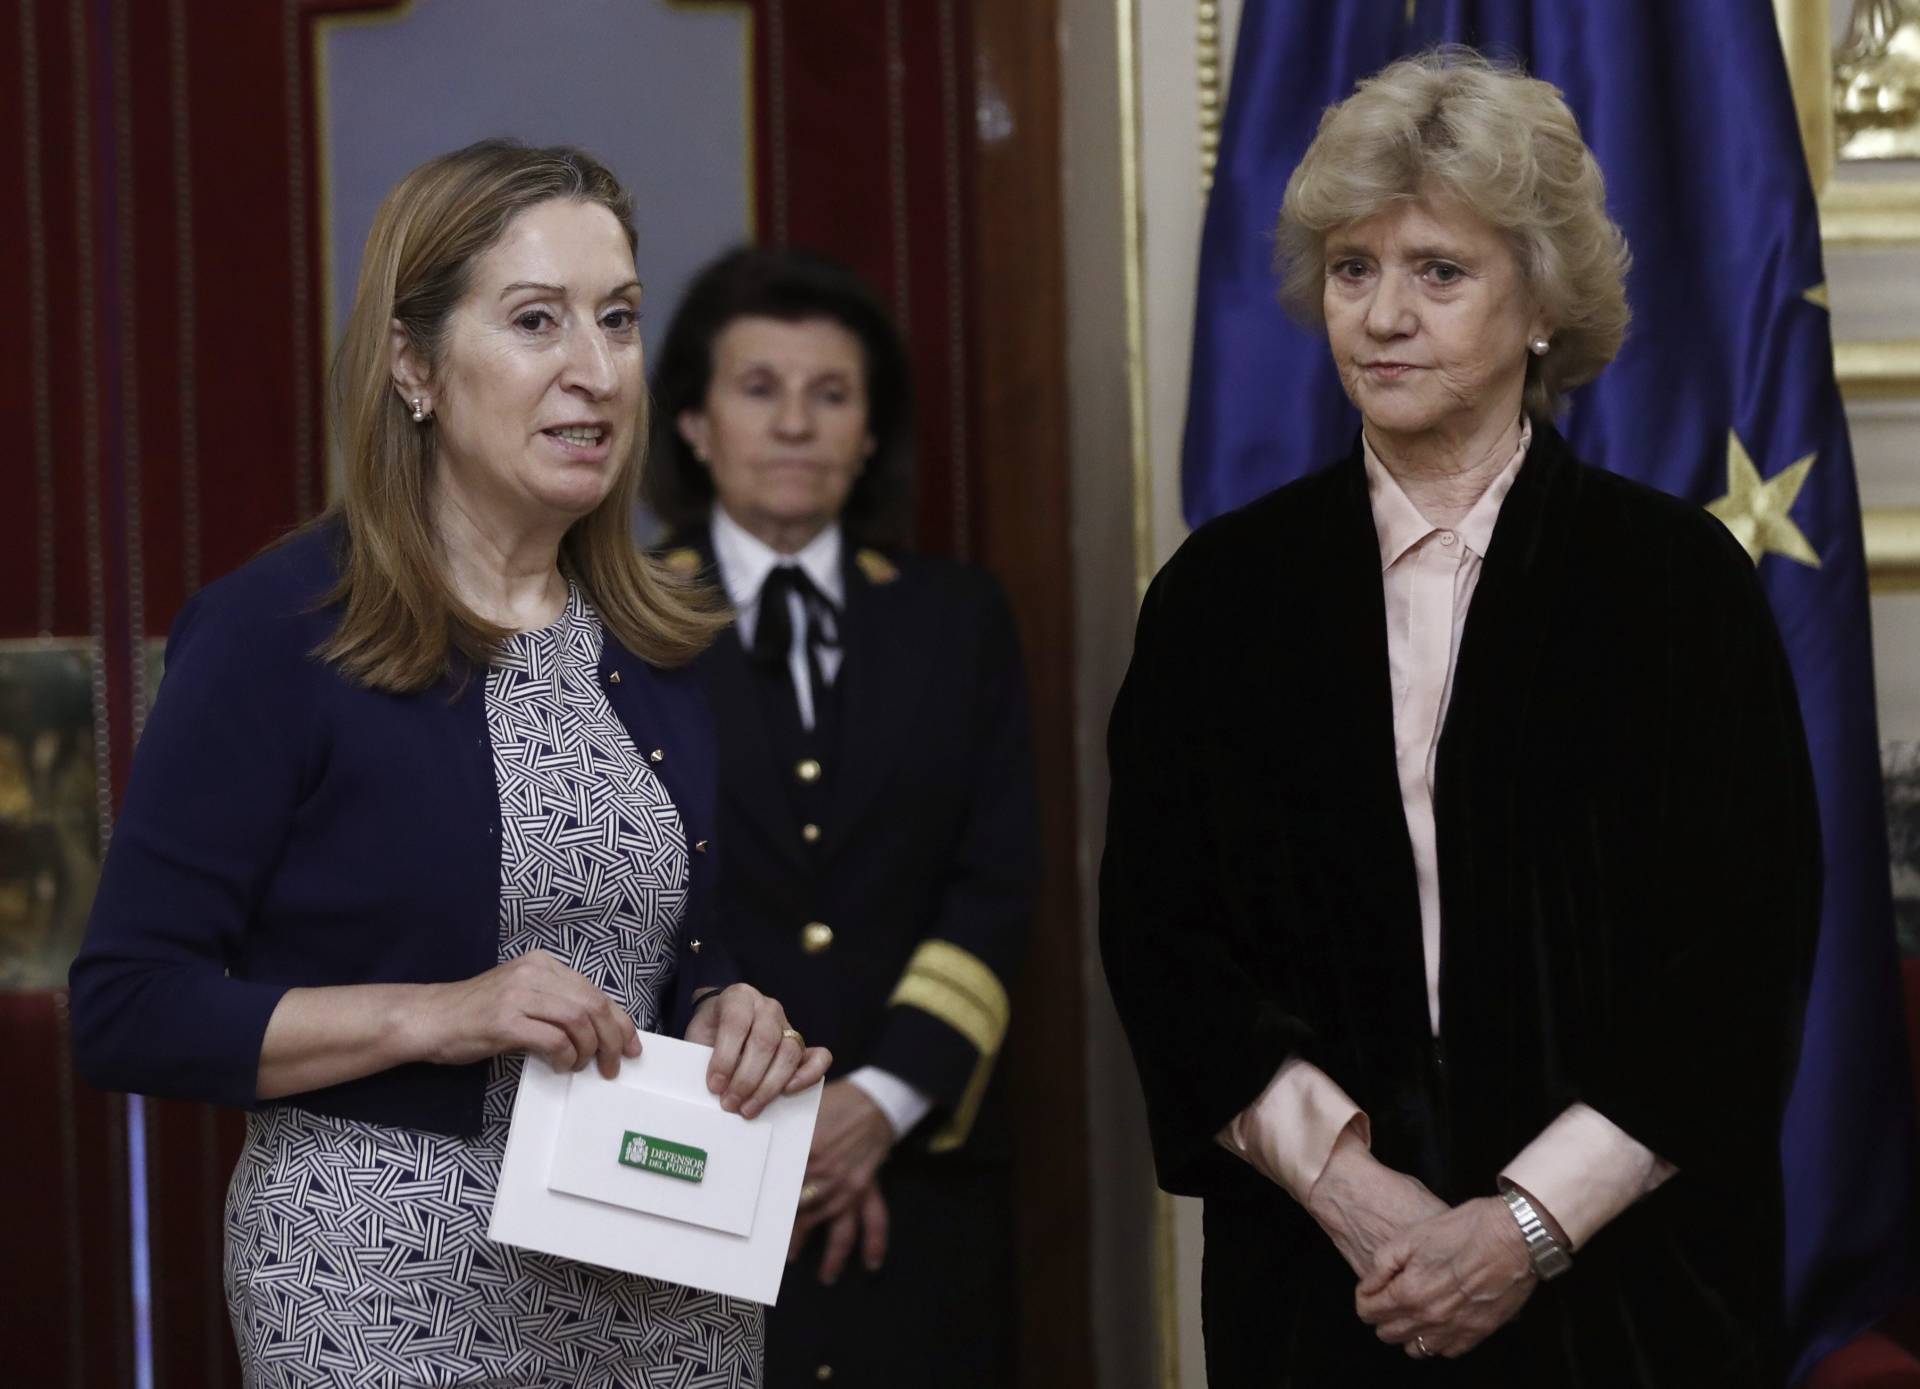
[
  {"xmin": 1275, "ymin": 48, "xmax": 1631, "ymax": 417},
  {"xmin": 319, "ymin": 139, "xmax": 725, "ymax": 693}
]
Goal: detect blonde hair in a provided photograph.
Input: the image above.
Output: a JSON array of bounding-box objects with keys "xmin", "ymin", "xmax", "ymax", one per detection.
[
  {"xmin": 1276, "ymin": 48, "xmax": 1631, "ymax": 417},
  {"xmin": 318, "ymin": 139, "xmax": 725, "ymax": 693}
]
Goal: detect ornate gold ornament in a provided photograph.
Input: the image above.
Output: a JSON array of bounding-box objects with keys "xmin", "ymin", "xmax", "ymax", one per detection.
[
  {"xmin": 1196, "ymin": 1, "xmax": 1223, "ymax": 191},
  {"xmin": 1835, "ymin": 0, "xmax": 1920, "ymax": 160}
]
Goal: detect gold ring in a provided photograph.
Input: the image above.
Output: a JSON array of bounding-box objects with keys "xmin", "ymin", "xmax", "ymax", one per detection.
[
  {"xmin": 800, "ymin": 1183, "xmax": 820, "ymax": 1205},
  {"xmin": 781, "ymin": 1027, "xmax": 805, "ymax": 1047},
  {"xmin": 1414, "ymin": 1335, "xmax": 1431, "ymax": 1359}
]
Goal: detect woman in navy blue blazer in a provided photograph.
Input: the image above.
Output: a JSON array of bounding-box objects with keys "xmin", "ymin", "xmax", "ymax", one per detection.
[{"xmin": 70, "ymin": 140, "xmax": 827, "ymax": 1389}]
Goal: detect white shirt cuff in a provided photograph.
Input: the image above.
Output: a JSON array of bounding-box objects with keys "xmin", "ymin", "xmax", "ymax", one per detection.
[
  {"xmin": 1216, "ymin": 1058, "xmax": 1370, "ymax": 1202},
  {"xmin": 1501, "ymin": 1102, "xmax": 1677, "ymax": 1250},
  {"xmin": 846, "ymin": 1065, "xmax": 934, "ymax": 1141}
]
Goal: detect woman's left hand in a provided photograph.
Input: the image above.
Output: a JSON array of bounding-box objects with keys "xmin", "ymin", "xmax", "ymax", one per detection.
[
  {"xmin": 1353, "ymin": 1197, "xmax": 1536, "ymax": 1360},
  {"xmin": 790, "ymin": 1080, "xmax": 896, "ymax": 1224},
  {"xmin": 686, "ymin": 985, "xmax": 831, "ymax": 1119}
]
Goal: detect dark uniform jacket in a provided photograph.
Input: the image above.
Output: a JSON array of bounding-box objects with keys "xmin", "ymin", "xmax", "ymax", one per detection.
[
  {"xmin": 1100, "ymin": 423, "xmax": 1821, "ymax": 1387},
  {"xmin": 663, "ymin": 525, "xmax": 1038, "ymax": 1386}
]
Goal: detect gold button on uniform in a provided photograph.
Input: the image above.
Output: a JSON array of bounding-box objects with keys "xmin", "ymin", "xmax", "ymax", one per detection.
[
  {"xmin": 694, "ymin": 839, "xmax": 709, "ymax": 854},
  {"xmin": 814, "ymin": 1367, "xmax": 833, "ymax": 1383},
  {"xmin": 801, "ymin": 823, "xmax": 821, "ymax": 844},
  {"xmin": 795, "ymin": 757, "xmax": 822, "ymax": 784},
  {"xmin": 650, "ymin": 748, "xmax": 664, "ymax": 763},
  {"xmin": 801, "ymin": 922, "xmax": 835, "ymax": 954},
  {"xmin": 607, "ymin": 670, "xmax": 622, "ymax": 684},
  {"xmin": 689, "ymin": 939, "xmax": 702, "ymax": 955}
]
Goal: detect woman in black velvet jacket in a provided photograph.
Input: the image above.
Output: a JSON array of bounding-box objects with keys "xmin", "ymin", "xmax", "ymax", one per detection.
[{"xmin": 1100, "ymin": 51, "xmax": 1819, "ymax": 1387}]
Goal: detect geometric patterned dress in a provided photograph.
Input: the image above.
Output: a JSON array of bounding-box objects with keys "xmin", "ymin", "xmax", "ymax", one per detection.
[{"xmin": 224, "ymin": 587, "xmax": 763, "ymax": 1388}]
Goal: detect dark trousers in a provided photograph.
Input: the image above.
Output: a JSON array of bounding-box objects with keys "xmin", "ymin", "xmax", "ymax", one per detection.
[{"xmin": 766, "ymin": 1162, "xmax": 1016, "ymax": 1388}]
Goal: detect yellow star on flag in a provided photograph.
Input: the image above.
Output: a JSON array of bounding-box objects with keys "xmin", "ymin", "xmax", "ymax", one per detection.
[{"xmin": 1706, "ymin": 430, "xmax": 1821, "ymax": 569}]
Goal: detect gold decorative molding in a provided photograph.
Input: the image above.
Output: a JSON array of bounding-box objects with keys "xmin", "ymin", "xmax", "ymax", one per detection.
[
  {"xmin": 1196, "ymin": 0, "xmax": 1223, "ymax": 191},
  {"xmin": 1827, "ymin": 338, "xmax": 1920, "ymax": 587},
  {"xmin": 1835, "ymin": 338, "xmax": 1920, "ymax": 399},
  {"xmin": 1118, "ymin": 0, "xmax": 1154, "ymax": 601},
  {"xmin": 1776, "ymin": 0, "xmax": 1920, "ymax": 246},
  {"xmin": 1868, "ymin": 508, "xmax": 1920, "ymax": 589},
  {"xmin": 1776, "ymin": 0, "xmax": 1835, "ymax": 190},
  {"xmin": 1821, "ymin": 178, "xmax": 1920, "ymax": 246},
  {"xmin": 1154, "ymin": 1190, "xmax": 1180, "ymax": 1389}
]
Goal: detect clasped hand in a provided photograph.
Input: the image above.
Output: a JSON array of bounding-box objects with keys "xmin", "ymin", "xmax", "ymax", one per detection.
[
  {"xmin": 1353, "ymin": 1197, "xmax": 1536, "ymax": 1360},
  {"xmin": 1306, "ymin": 1133, "xmax": 1535, "ymax": 1360}
]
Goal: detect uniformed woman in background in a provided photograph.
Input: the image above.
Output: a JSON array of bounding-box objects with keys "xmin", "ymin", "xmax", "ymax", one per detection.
[{"xmin": 647, "ymin": 246, "xmax": 1038, "ymax": 1387}]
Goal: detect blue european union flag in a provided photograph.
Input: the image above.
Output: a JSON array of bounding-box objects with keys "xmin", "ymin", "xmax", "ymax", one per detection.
[{"xmin": 1185, "ymin": 1, "xmax": 1915, "ymax": 1378}]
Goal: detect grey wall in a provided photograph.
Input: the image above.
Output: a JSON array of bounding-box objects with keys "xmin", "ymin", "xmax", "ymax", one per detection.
[{"xmin": 321, "ymin": 0, "xmax": 753, "ymax": 359}]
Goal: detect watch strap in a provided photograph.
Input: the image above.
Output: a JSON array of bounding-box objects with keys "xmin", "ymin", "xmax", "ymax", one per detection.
[{"xmin": 1499, "ymin": 1181, "xmax": 1573, "ymax": 1280}]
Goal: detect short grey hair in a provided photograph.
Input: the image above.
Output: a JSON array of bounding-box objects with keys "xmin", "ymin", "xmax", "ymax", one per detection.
[{"xmin": 1275, "ymin": 47, "xmax": 1631, "ymax": 417}]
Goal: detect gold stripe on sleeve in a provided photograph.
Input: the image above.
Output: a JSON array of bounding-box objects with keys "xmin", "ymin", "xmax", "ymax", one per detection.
[{"xmin": 887, "ymin": 940, "xmax": 1011, "ymax": 1152}]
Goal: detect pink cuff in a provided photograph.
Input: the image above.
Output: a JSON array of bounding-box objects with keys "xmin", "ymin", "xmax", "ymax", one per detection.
[
  {"xmin": 1217, "ymin": 1058, "xmax": 1369, "ymax": 1201},
  {"xmin": 1501, "ymin": 1103, "xmax": 1677, "ymax": 1250}
]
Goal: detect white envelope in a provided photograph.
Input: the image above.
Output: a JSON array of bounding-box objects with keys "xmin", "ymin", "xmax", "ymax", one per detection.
[{"xmin": 487, "ymin": 1030, "xmax": 822, "ymax": 1305}]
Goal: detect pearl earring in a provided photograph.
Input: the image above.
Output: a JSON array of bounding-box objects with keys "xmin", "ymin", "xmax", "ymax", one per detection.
[
  {"xmin": 1529, "ymin": 337, "xmax": 1551, "ymax": 356},
  {"xmin": 411, "ymin": 397, "xmax": 428, "ymax": 423}
]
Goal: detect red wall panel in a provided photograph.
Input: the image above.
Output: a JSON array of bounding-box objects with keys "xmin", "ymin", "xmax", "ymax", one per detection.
[
  {"xmin": 749, "ymin": 0, "xmax": 980, "ymax": 558},
  {"xmin": 0, "ymin": 5, "xmax": 33, "ymax": 633},
  {"xmin": 1, "ymin": 3, "xmax": 374, "ymax": 1383},
  {"xmin": 0, "ymin": 993, "xmax": 133, "ymax": 1389}
]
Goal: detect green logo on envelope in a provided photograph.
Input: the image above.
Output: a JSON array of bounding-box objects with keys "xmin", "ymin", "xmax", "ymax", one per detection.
[{"xmin": 619, "ymin": 1131, "xmax": 708, "ymax": 1183}]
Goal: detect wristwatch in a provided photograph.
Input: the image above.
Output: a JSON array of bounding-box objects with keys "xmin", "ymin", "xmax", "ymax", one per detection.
[{"xmin": 1498, "ymin": 1181, "xmax": 1573, "ymax": 1281}]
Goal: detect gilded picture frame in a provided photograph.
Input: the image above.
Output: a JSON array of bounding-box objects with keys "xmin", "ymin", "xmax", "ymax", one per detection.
[{"xmin": 0, "ymin": 640, "xmax": 103, "ymax": 992}]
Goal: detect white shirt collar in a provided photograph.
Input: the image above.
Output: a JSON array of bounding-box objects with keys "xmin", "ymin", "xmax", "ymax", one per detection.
[{"xmin": 710, "ymin": 506, "xmax": 845, "ymax": 612}]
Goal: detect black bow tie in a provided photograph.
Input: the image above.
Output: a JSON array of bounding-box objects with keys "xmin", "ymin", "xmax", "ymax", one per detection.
[{"xmin": 750, "ymin": 566, "xmax": 840, "ymax": 667}]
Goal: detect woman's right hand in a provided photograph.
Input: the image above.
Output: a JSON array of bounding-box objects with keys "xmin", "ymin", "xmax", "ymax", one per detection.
[
  {"xmin": 1304, "ymin": 1126, "xmax": 1449, "ymax": 1279},
  {"xmin": 414, "ymin": 949, "xmax": 641, "ymax": 1078}
]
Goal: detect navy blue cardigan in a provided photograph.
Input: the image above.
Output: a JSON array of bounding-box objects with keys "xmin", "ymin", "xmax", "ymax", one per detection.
[{"xmin": 69, "ymin": 525, "xmax": 735, "ymax": 1136}]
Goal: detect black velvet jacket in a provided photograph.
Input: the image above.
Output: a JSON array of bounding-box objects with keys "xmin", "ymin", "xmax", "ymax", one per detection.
[{"xmin": 1100, "ymin": 423, "xmax": 1820, "ymax": 1387}]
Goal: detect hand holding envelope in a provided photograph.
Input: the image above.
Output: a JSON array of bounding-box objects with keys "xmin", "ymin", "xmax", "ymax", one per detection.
[
  {"xmin": 684, "ymin": 982, "xmax": 832, "ymax": 1117},
  {"xmin": 489, "ymin": 1027, "xmax": 828, "ymax": 1305}
]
